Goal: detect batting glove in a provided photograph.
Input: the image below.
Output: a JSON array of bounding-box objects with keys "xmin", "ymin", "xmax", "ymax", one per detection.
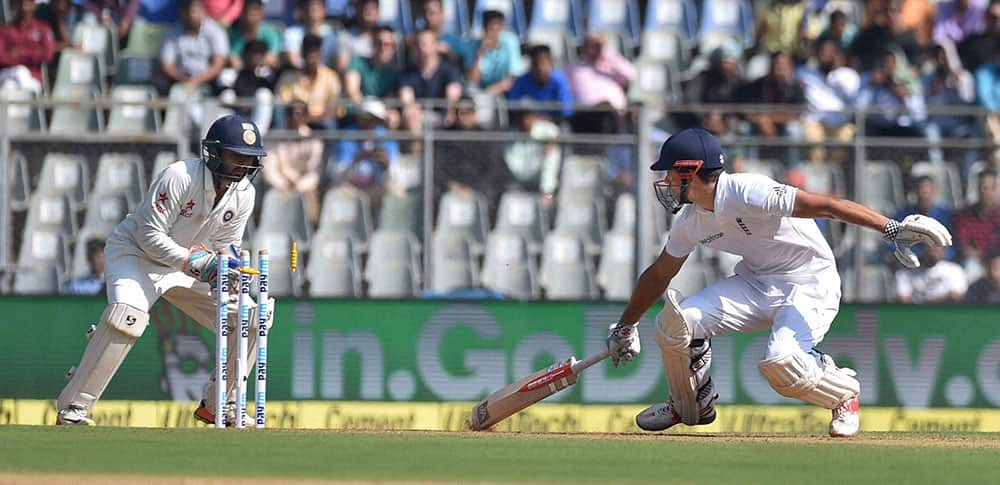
[
  {"xmin": 183, "ymin": 244, "xmax": 240, "ymax": 287},
  {"xmin": 607, "ymin": 322, "xmax": 640, "ymax": 367},
  {"xmin": 882, "ymin": 215, "xmax": 953, "ymax": 269}
]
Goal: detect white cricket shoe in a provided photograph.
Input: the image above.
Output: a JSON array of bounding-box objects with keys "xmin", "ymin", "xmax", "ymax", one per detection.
[
  {"xmin": 829, "ymin": 396, "xmax": 860, "ymax": 437},
  {"xmin": 56, "ymin": 405, "xmax": 95, "ymax": 426},
  {"xmin": 636, "ymin": 381, "xmax": 719, "ymax": 432}
]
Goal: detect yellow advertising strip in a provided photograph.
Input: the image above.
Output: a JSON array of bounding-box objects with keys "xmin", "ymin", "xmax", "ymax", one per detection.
[{"xmin": 3, "ymin": 400, "xmax": 1000, "ymax": 433}]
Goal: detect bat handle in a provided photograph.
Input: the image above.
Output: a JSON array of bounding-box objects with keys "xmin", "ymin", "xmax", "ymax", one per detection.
[{"xmin": 571, "ymin": 350, "xmax": 610, "ymax": 374}]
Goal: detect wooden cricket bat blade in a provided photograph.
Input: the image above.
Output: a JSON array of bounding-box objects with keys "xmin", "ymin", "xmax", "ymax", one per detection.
[{"xmin": 469, "ymin": 350, "xmax": 609, "ymax": 431}]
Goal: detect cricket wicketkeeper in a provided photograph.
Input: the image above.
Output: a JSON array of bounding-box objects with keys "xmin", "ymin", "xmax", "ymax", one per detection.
[
  {"xmin": 606, "ymin": 128, "xmax": 952, "ymax": 437},
  {"xmin": 56, "ymin": 115, "xmax": 274, "ymax": 426}
]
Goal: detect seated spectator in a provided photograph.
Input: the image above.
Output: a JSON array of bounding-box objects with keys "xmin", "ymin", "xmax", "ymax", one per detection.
[
  {"xmin": 965, "ymin": 251, "xmax": 1000, "ymax": 303},
  {"xmin": 464, "ymin": 10, "xmax": 523, "ymax": 95},
  {"xmin": 955, "ymin": 169, "xmax": 1000, "ymax": 272},
  {"xmin": 228, "ymin": 0, "xmax": 281, "ymax": 69},
  {"xmin": 415, "ymin": 0, "xmax": 465, "ymax": 66},
  {"xmin": 895, "ymin": 243, "xmax": 967, "ymax": 303},
  {"xmin": 336, "ymin": 0, "xmax": 381, "ymax": 72},
  {"xmin": 276, "ymin": 34, "xmax": 340, "ymax": 129},
  {"xmin": 894, "ymin": 175, "xmax": 956, "ymax": 259},
  {"xmin": 399, "ymin": 28, "xmax": 463, "ymax": 142},
  {"xmin": 345, "ymin": 26, "xmax": 400, "ymax": 126},
  {"xmin": 282, "ymin": 0, "xmax": 338, "ymax": 69},
  {"xmin": 35, "ymin": 0, "xmax": 81, "ymax": 81},
  {"xmin": 63, "ymin": 239, "xmax": 106, "ymax": 296},
  {"xmin": 737, "ymin": 51, "xmax": 806, "ymax": 164},
  {"xmin": 332, "ymin": 98, "xmax": 401, "ymax": 210},
  {"xmin": 0, "ymin": 0, "xmax": 55, "ymax": 94},
  {"xmin": 856, "ymin": 50, "xmax": 927, "ymax": 137},
  {"xmin": 933, "ymin": 0, "xmax": 987, "ymax": 45},
  {"xmin": 158, "ymin": 0, "xmax": 229, "ymax": 95},
  {"xmin": 565, "ymin": 34, "xmax": 633, "ymax": 133},
  {"xmin": 263, "ymin": 101, "xmax": 324, "ymax": 224},
  {"xmin": 81, "ymin": 0, "xmax": 139, "ymax": 44},
  {"xmin": 435, "ymin": 96, "xmax": 511, "ymax": 218},
  {"xmin": 798, "ymin": 39, "xmax": 859, "ymax": 162},
  {"xmin": 815, "ymin": 9, "xmax": 856, "ymax": 51},
  {"xmin": 898, "ymin": 0, "xmax": 937, "ymax": 49},
  {"xmin": 508, "ymin": 45, "xmax": 574, "ymax": 123},
  {"xmin": 221, "ymin": 39, "xmax": 276, "ymax": 132},
  {"xmin": 923, "ymin": 43, "xmax": 979, "ymax": 170},
  {"xmin": 505, "ymin": 110, "xmax": 562, "ymax": 204},
  {"xmin": 851, "ymin": 0, "xmax": 922, "ymax": 71},
  {"xmin": 977, "ymin": 50, "xmax": 1000, "ymax": 162},
  {"xmin": 957, "ymin": 0, "xmax": 1000, "ymax": 72},
  {"xmin": 754, "ymin": 0, "xmax": 809, "ymax": 59},
  {"xmin": 681, "ymin": 42, "xmax": 744, "ymax": 133},
  {"xmin": 205, "ymin": 0, "xmax": 242, "ymax": 28}
]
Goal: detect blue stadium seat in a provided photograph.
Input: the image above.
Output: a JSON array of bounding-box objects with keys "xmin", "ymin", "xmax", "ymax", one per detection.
[
  {"xmin": 697, "ymin": 0, "xmax": 755, "ymax": 52},
  {"xmin": 584, "ymin": 0, "xmax": 641, "ymax": 50},
  {"xmin": 644, "ymin": 0, "xmax": 698, "ymax": 45},
  {"xmin": 381, "ymin": 0, "xmax": 414, "ymax": 35},
  {"xmin": 471, "ymin": 0, "xmax": 527, "ymax": 40},
  {"xmin": 528, "ymin": 0, "xmax": 583, "ymax": 40}
]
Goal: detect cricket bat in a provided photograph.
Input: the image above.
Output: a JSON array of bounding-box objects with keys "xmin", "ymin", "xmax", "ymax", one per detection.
[{"xmin": 469, "ymin": 350, "xmax": 609, "ymax": 431}]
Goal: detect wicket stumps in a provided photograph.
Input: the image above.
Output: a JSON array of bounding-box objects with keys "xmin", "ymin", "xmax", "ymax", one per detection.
[
  {"xmin": 214, "ymin": 254, "xmax": 229, "ymax": 429},
  {"xmin": 214, "ymin": 249, "xmax": 271, "ymax": 429}
]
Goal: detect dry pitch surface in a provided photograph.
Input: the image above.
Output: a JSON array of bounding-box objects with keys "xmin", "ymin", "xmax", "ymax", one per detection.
[{"xmin": 1, "ymin": 427, "xmax": 998, "ymax": 484}]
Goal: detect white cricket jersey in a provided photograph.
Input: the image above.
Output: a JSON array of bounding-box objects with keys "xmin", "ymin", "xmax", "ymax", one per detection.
[
  {"xmin": 664, "ymin": 171, "xmax": 836, "ymax": 277},
  {"xmin": 106, "ymin": 159, "xmax": 255, "ymax": 270}
]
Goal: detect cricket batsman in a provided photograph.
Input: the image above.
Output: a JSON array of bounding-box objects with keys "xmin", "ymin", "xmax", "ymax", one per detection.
[
  {"xmin": 56, "ymin": 114, "xmax": 273, "ymax": 426},
  {"xmin": 605, "ymin": 128, "xmax": 952, "ymax": 437}
]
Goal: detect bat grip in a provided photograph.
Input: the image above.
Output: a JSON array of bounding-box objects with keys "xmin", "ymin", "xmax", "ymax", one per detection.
[{"xmin": 571, "ymin": 350, "xmax": 610, "ymax": 374}]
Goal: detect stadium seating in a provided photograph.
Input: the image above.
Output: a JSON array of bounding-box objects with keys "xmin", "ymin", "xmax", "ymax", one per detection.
[
  {"xmin": 25, "ymin": 192, "xmax": 78, "ymax": 239},
  {"xmin": 252, "ymin": 231, "xmax": 297, "ymax": 297},
  {"xmin": 481, "ymin": 231, "xmax": 539, "ymax": 299},
  {"xmin": 365, "ymin": 229, "xmax": 422, "ymax": 297},
  {"xmin": 643, "ymin": 0, "xmax": 698, "ymax": 47},
  {"xmin": 559, "ymin": 154, "xmax": 605, "ymax": 204},
  {"xmin": 909, "ymin": 162, "xmax": 963, "ymax": 209},
  {"xmin": 72, "ymin": 21, "xmax": 118, "ymax": 78},
  {"xmin": 53, "ymin": 49, "xmax": 105, "ymax": 95},
  {"xmin": 93, "ymin": 153, "xmax": 146, "ymax": 207},
  {"xmin": 841, "ymin": 265, "xmax": 895, "ymax": 303},
  {"xmin": 319, "ymin": 185, "xmax": 374, "ymax": 254},
  {"xmin": 430, "ymin": 232, "xmax": 479, "ymax": 292},
  {"xmin": 37, "ymin": 153, "xmax": 89, "ymax": 211},
  {"xmin": 116, "ymin": 19, "xmax": 167, "ymax": 86},
  {"xmin": 439, "ymin": 0, "xmax": 470, "ymax": 35},
  {"xmin": 860, "ymin": 161, "xmax": 906, "ymax": 216},
  {"xmin": 539, "ymin": 231, "xmax": 598, "ymax": 299},
  {"xmin": 308, "ymin": 232, "xmax": 363, "ymax": 297},
  {"xmin": 554, "ymin": 194, "xmax": 606, "ymax": 256},
  {"xmin": 596, "ymin": 231, "xmax": 634, "ymax": 300},
  {"xmin": 378, "ymin": 192, "xmax": 422, "ymax": 237},
  {"xmin": 528, "ymin": 0, "xmax": 582, "ymax": 41},
  {"xmin": 628, "ymin": 61, "xmax": 680, "ymax": 103},
  {"xmin": 15, "ymin": 229, "xmax": 70, "ymax": 294},
  {"xmin": 584, "ymin": 0, "xmax": 641, "ymax": 50},
  {"xmin": 697, "ymin": 0, "xmax": 755, "ymax": 52},
  {"xmin": 1, "ymin": 88, "xmax": 45, "ymax": 133},
  {"xmin": 471, "ymin": 0, "xmax": 527, "ymax": 39},
  {"xmin": 381, "ymin": 0, "xmax": 414, "ymax": 35},
  {"xmin": 8, "ymin": 150, "xmax": 31, "ymax": 212},
  {"xmin": 495, "ymin": 190, "xmax": 547, "ymax": 254},
  {"xmin": 257, "ymin": 189, "xmax": 313, "ymax": 252},
  {"xmin": 610, "ymin": 192, "xmax": 636, "ymax": 234},
  {"xmin": 49, "ymin": 87, "xmax": 104, "ymax": 134},
  {"xmin": 435, "ymin": 189, "xmax": 489, "ymax": 254},
  {"xmin": 106, "ymin": 85, "xmax": 160, "ymax": 134}
]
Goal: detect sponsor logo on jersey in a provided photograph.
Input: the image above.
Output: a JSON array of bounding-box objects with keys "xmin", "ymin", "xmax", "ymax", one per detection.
[
  {"xmin": 736, "ymin": 217, "xmax": 752, "ymax": 236},
  {"xmin": 699, "ymin": 232, "xmax": 724, "ymax": 244},
  {"xmin": 179, "ymin": 199, "xmax": 196, "ymax": 218}
]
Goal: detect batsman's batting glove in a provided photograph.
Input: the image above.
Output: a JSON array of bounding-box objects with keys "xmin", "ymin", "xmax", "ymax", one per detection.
[
  {"xmin": 607, "ymin": 322, "xmax": 640, "ymax": 367},
  {"xmin": 882, "ymin": 215, "xmax": 953, "ymax": 269},
  {"xmin": 183, "ymin": 244, "xmax": 240, "ymax": 287}
]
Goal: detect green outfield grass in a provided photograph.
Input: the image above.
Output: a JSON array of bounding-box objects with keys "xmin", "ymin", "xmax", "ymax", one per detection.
[{"xmin": 1, "ymin": 426, "xmax": 999, "ymax": 484}]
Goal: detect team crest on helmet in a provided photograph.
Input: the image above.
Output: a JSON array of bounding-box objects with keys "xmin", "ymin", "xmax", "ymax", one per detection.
[{"xmin": 241, "ymin": 123, "xmax": 257, "ymax": 145}]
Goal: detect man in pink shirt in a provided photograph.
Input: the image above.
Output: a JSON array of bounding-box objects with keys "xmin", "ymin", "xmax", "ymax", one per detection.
[
  {"xmin": 565, "ymin": 33, "xmax": 635, "ymax": 133},
  {"xmin": 0, "ymin": 0, "xmax": 56, "ymax": 92}
]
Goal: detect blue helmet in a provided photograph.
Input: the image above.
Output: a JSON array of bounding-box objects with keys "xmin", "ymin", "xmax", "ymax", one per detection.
[
  {"xmin": 651, "ymin": 128, "xmax": 726, "ymax": 213},
  {"xmin": 202, "ymin": 114, "xmax": 266, "ymax": 183}
]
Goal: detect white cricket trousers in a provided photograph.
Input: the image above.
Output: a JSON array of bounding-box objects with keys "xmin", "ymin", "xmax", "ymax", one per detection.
[{"xmin": 680, "ymin": 266, "xmax": 842, "ymax": 359}]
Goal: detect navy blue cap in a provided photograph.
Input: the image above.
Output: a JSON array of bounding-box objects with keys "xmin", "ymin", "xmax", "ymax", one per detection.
[
  {"xmin": 204, "ymin": 114, "xmax": 266, "ymax": 157},
  {"xmin": 650, "ymin": 128, "xmax": 725, "ymax": 172}
]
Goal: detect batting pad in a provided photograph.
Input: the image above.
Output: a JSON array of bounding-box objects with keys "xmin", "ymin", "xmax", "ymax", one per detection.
[
  {"xmin": 655, "ymin": 289, "xmax": 702, "ymax": 426},
  {"xmin": 58, "ymin": 303, "xmax": 149, "ymax": 414},
  {"xmin": 758, "ymin": 350, "xmax": 860, "ymax": 409}
]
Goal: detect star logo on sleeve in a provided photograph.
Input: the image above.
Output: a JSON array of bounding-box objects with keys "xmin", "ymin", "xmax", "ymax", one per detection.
[
  {"xmin": 154, "ymin": 192, "xmax": 168, "ymax": 213},
  {"xmin": 179, "ymin": 199, "xmax": 196, "ymax": 218}
]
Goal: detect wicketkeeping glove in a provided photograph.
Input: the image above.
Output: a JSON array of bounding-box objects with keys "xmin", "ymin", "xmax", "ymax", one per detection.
[
  {"xmin": 183, "ymin": 244, "xmax": 241, "ymax": 287},
  {"xmin": 607, "ymin": 322, "xmax": 640, "ymax": 367},
  {"xmin": 882, "ymin": 214, "xmax": 953, "ymax": 269}
]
